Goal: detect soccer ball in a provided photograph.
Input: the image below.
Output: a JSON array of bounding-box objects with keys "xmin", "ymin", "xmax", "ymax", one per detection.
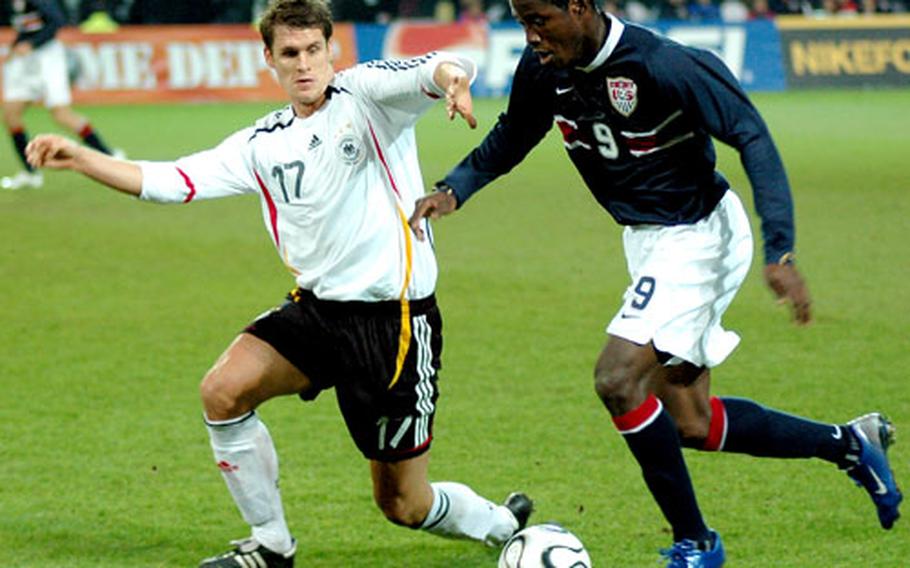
[{"xmin": 498, "ymin": 523, "xmax": 592, "ymax": 568}]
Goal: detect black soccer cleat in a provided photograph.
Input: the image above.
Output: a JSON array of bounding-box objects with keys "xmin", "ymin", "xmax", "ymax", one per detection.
[
  {"xmin": 199, "ymin": 537, "xmax": 296, "ymax": 568},
  {"xmin": 504, "ymin": 492, "xmax": 534, "ymax": 532}
]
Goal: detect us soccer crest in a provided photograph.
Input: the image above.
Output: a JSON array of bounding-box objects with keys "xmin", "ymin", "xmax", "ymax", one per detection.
[{"xmin": 607, "ymin": 77, "xmax": 637, "ymax": 117}]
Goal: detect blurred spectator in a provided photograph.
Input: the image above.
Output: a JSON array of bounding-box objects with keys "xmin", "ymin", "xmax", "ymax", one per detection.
[
  {"xmin": 332, "ymin": 0, "xmax": 397, "ymax": 22},
  {"xmin": 623, "ymin": 0, "xmax": 653, "ymax": 21},
  {"xmin": 719, "ymin": 0, "xmax": 749, "ymax": 19},
  {"xmin": 211, "ymin": 0, "xmax": 254, "ymax": 22},
  {"xmin": 689, "ymin": 0, "xmax": 722, "ymax": 19},
  {"xmin": 820, "ymin": 0, "xmax": 858, "ymax": 13},
  {"xmin": 396, "ymin": 0, "xmax": 438, "ymax": 18},
  {"xmin": 458, "ymin": 0, "xmax": 487, "ymax": 22},
  {"xmin": 748, "ymin": 0, "xmax": 775, "ymax": 17},
  {"xmin": 657, "ymin": 0, "xmax": 690, "ymax": 19},
  {"xmin": 601, "ymin": 0, "xmax": 625, "ymax": 17},
  {"xmin": 485, "ymin": 0, "xmax": 511, "ymax": 20},
  {"xmin": 128, "ymin": 0, "xmax": 216, "ymax": 23}
]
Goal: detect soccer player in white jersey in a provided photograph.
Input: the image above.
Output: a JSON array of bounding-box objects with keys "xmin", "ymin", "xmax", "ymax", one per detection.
[
  {"xmin": 25, "ymin": 1, "xmax": 532, "ymax": 566},
  {"xmin": 2, "ymin": 0, "xmax": 120, "ymax": 190}
]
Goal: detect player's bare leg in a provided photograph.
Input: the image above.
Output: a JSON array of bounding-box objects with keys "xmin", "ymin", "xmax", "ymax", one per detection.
[
  {"xmin": 199, "ymin": 333, "xmax": 312, "ymax": 567},
  {"xmin": 2, "ymin": 100, "xmax": 43, "ymax": 189},
  {"xmin": 649, "ymin": 365, "xmax": 711, "ymax": 446},
  {"xmin": 2, "ymin": 100, "xmax": 27, "ymax": 131},
  {"xmin": 48, "ymin": 104, "xmax": 116, "ymax": 156},
  {"xmin": 595, "ymin": 337, "xmax": 721, "ymax": 557},
  {"xmin": 371, "ymin": 452, "xmax": 530, "ymax": 545}
]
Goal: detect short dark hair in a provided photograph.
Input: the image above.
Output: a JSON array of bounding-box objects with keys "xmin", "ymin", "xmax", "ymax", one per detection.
[{"xmin": 259, "ymin": 0, "xmax": 333, "ymax": 50}]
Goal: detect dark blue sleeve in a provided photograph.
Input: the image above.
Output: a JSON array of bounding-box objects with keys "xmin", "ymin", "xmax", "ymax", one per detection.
[
  {"xmin": 442, "ymin": 47, "xmax": 556, "ymax": 207},
  {"xmin": 651, "ymin": 45, "xmax": 795, "ymax": 265},
  {"xmin": 17, "ymin": 0, "xmax": 65, "ymax": 48}
]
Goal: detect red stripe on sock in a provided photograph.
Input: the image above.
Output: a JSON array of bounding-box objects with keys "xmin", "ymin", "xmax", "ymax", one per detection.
[
  {"xmin": 702, "ymin": 396, "xmax": 727, "ymax": 451},
  {"xmin": 10, "ymin": 127, "xmax": 24, "ymax": 135},
  {"xmin": 613, "ymin": 394, "xmax": 662, "ymax": 434},
  {"xmin": 79, "ymin": 124, "xmax": 93, "ymax": 138}
]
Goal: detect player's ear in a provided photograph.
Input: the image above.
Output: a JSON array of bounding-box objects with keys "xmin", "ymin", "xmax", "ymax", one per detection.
[
  {"xmin": 264, "ymin": 46, "xmax": 275, "ymax": 69},
  {"xmin": 568, "ymin": 0, "xmax": 588, "ymax": 15}
]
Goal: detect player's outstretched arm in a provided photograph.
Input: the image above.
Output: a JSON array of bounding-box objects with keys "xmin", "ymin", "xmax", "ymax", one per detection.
[
  {"xmin": 26, "ymin": 134, "xmax": 142, "ymax": 196},
  {"xmin": 434, "ymin": 62, "xmax": 476, "ymax": 129},
  {"xmin": 763, "ymin": 259, "xmax": 812, "ymax": 325}
]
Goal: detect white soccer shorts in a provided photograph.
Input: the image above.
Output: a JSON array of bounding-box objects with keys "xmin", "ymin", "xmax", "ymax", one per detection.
[
  {"xmin": 606, "ymin": 190, "xmax": 754, "ymax": 368},
  {"xmin": 3, "ymin": 39, "xmax": 72, "ymax": 108}
]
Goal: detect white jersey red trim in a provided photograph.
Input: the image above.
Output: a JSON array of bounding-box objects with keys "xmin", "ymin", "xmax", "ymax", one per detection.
[{"xmin": 137, "ymin": 52, "xmax": 475, "ymax": 303}]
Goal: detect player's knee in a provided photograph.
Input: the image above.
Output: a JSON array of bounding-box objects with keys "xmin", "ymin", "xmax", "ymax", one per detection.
[
  {"xmin": 374, "ymin": 493, "xmax": 426, "ymax": 528},
  {"xmin": 49, "ymin": 106, "xmax": 76, "ymax": 125},
  {"xmin": 593, "ymin": 360, "xmax": 639, "ymax": 414},
  {"xmin": 675, "ymin": 417, "xmax": 710, "ymax": 447},
  {"xmin": 199, "ymin": 369, "xmax": 247, "ymax": 420},
  {"xmin": 2, "ymin": 107, "xmax": 21, "ymax": 127}
]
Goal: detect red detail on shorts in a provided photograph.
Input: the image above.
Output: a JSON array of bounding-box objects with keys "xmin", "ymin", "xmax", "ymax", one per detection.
[
  {"xmin": 703, "ymin": 396, "xmax": 727, "ymax": 451},
  {"xmin": 176, "ymin": 167, "xmax": 197, "ymax": 203},
  {"xmin": 78, "ymin": 124, "xmax": 94, "ymax": 138},
  {"xmin": 217, "ymin": 460, "xmax": 239, "ymax": 472},
  {"xmin": 253, "ymin": 170, "xmax": 280, "ymax": 248},
  {"xmin": 612, "ymin": 394, "xmax": 662, "ymax": 434},
  {"xmin": 366, "ymin": 121, "xmax": 401, "ymax": 199}
]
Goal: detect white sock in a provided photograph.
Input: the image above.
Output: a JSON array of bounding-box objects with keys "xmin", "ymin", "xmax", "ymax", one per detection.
[
  {"xmin": 419, "ymin": 482, "xmax": 518, "ymax": 546},
  {"xmin": 206, "ymin": 411, "xmax": 293, "ymax": 554}
]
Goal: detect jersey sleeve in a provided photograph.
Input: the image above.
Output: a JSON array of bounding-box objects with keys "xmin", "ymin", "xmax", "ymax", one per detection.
[
  {"xmin": 335, "ymin": 51, "xmax": 476, "ymax": 124},
  {"xmin": 651, "ymin": 45, "xmax": 795, "ymax": 264},
  {"xmin": 20, "ymin": 0, "xmax": 64, "ymax": 48},
  {"xmin": 443, "ymin": 46, "xmax": 557, "ymax": 206},
  {"xmin": 138, "ymin": 128, "xmax": 257, "ymax": 204}
]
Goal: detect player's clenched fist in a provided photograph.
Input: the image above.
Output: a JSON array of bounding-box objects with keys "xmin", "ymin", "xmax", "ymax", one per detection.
[{"xmin": 26, "ymin": 135, "xmax": 79, "ymax": 169}]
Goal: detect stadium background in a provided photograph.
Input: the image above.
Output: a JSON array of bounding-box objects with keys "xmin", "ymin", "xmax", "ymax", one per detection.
[{"xmin": 1, "ymin": 1, "xmax": 908, "ymax": 567}]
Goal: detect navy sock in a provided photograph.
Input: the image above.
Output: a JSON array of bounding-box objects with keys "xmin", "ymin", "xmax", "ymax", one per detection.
[
  {"xmin": 717, "ymin": 397, "xmax": 856, "ymax": 467},
  {"xmin": 79, "ymin": 124, "xmax": 112, "ymax": 154},
  {"xmin": 614, "ymin": 395, "xmax": 710, "ymax": 544},
  {"xmin": 11, "ymin": 129, "xmax": 33, "ymax": 171}
]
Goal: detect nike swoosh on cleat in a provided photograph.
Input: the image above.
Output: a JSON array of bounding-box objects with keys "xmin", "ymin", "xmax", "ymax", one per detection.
[
  {"xmin": 556, "ymin": 86, "xmax": 575, "ymax": 95},
  {"xmin": 832, "ymin": 426, "xmax": 842, "ymax": 440},
  {"xmin": 869, "ymin": 468, "xmax": 889, "ymax": 496}
]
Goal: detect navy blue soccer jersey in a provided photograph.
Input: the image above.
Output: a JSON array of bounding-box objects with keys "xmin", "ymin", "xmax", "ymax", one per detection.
[
  {"xmin": 444, "ymin": 14, "xmax": 795, "ymax": 264},
  {"xmin": 11, "ymin": 0, "xmax": 64, "ymax": 49}
]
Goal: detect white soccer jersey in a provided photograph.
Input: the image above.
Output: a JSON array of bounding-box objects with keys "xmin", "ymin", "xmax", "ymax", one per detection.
[{"xmin": 138, "ymin": 52, "xmax": 474, "ymax": 302}]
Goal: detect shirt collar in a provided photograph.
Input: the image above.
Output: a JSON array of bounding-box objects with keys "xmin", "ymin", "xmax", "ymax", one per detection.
[{"xmin": 577, "ymin": 13, "xmax": 624, "ymax": 73}]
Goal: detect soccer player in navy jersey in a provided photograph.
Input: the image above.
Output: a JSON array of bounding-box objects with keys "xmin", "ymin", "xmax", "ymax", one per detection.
[
  {"xmin": 409, "ymin": 0, "xmax": 902, "ymax": 565},
  {"xmin": 2, "ymin": 0, "xmax": 120, "ymax": 190}
]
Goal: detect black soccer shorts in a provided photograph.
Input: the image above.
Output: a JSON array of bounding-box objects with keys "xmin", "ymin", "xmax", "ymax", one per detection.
[{"xmin": 245, "ymin": 288, "xmax": 441, "ymax": 462}]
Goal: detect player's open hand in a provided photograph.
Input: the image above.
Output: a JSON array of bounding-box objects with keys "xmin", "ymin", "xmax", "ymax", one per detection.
[
  {"xmin": 446, "ymin": 74, "xmax": 477, "ymax": 129},
  {"xmin": 408, "ymin": 187, "xmax": 458, "ymax": 241},
  {"xmin": 763, "ymin": 263, "xmax": 812, "ymax": 325},
  {"xmin": 26, "ymin": 135, "xmax": 79, "ymax": 170}
]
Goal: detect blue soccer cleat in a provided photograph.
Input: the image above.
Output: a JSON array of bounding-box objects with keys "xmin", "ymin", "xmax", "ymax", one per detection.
[
  {"xmin": 660, "ymin": 529, "xmax": 725, "ymax": 568},
  {"xmin": 846, "ymin": 413, "xmax": 903, "ymax": 529}
]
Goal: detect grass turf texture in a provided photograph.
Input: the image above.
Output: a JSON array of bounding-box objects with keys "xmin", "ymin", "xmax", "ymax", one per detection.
[{"xmin": 1, "ymin": 90, "xmax": 907, "ymax": 567}]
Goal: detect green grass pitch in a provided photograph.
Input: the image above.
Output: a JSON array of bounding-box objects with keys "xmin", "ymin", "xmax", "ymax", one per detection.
[{"xmin": 1, "ymin": 90, "xmax": 907, "ymax": 567}]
